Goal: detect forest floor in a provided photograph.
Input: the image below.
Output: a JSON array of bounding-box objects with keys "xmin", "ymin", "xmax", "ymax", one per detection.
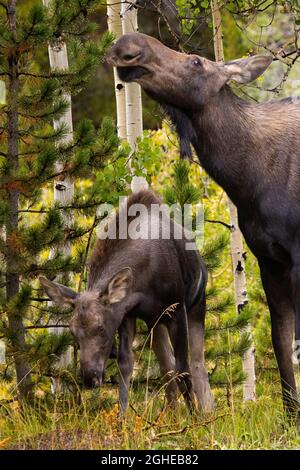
[{"xmin": 0, "ymin": 372, "xmax": 299, "ymax": 450}]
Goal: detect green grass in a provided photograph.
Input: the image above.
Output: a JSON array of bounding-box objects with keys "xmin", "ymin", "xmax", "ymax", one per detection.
[{"xmin": 0, "ymin": 372, "xmax": 299, "ymax": 450}]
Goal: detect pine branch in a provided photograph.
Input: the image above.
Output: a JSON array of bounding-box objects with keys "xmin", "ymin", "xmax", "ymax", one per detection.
[
  {"xmin": 25, "ymin": 324, "xmax": 68, "ymax": 330},
  {"xmin": 205, "ymin": 219, "xmax": 232, "ymax": 230},
  {"xmin": 18, "ymin": 209, "xmax": 48, "ymax": 214}
]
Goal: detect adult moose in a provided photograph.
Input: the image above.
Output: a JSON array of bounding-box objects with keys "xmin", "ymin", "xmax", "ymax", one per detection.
[
  {"xmin": 108, "ymin": 33, "xmax": 300, "ymax": 420},
  {"xmin": 40, "ymin": 190, "xmax": 213, "ymax": 414}
]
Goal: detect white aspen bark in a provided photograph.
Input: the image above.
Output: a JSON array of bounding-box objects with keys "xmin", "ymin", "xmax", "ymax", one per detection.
[
  {"xmin": 228, "ymin": 202, "xmax": 256, "ymax": 401},
  {"xmin": 107, "ymin": 0, "xmax": 127, "ymax": 141},
  {"xmin": 120, "ymin": 1, "xmax": 148, "ymax": 193},
  {"xmin": 210, "ymin": 0, "xmax": 256, "ymax": 401},
  {"xmin": 0, "ymin": 80, "xmax": 6, "ymax": 105},
  {"xmin": 43, "ymin": 0, "xmax": 73, "ymax": 386}
]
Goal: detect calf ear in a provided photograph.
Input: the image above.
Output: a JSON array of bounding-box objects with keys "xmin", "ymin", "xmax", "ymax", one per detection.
[
  {"xmin": 107, "ymin": 268, "xmax": 133, "ymax": 304},
  {"xmin": 39, "ymin": 276, "xmax": 78, "ymax": 308},
  {"xmin": 224, "ymin": 55, "xmax": 272, "ymax": 84}
]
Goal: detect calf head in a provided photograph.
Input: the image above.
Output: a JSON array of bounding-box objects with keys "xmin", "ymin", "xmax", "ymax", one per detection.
[
  {"xmin": 39, "ymin": 268, "xmax": 133, "ymax": 388},
  {"xmin": 107, "ymin": 32, "xmax": 272, "ymax": 110}
]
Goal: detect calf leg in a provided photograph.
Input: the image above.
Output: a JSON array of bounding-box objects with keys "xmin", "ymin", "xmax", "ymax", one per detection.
[
  {"xmin": 118, "ymin": 316, "xmax": 136, "ymax": 414},
  {"xmin": 167, "ymin": 305, "xmax": 194, "ymax": 412},
  {"xmin": 187, "ymin": 298, "xmax": 214, "ymax": 413},
  {"xmin": 109, "ymin": 339, "xmax": 117, "ymax": 358},
  {"xmin": 259, "ymin": 258, "xmax": 298, "ymax": 418},
  {"xmin": 152, "ymin": 323, "xmax": 178, "ymax": 405}
]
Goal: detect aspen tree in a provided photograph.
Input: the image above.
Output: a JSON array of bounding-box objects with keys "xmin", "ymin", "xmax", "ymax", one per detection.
[
  {"xmin": 43, "ymin": 0, "xmax": 74, "ymax": 380},
  {"xmin": 107, "ymin": 0, "xmax": 127, "ymax": 141},
  {"xmin": 210, "ymin": 0, "xmax": 256, "ymax": 401},
  {"xmin": 120, "ymin": 1, "xmax": 148, "ymax": 193}
]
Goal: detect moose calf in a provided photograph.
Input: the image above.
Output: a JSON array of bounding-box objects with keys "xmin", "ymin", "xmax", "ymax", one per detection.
[{"xmin": 40, "ymin": 190, "xmax": 213, "ymax": 413}]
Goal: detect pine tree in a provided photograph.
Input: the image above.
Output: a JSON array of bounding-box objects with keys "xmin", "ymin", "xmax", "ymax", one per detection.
[
  {"xmin": 164, "ymin": 160, "xmax": 253, "ymax": 403},
  {"xmin": 0, "ymin": 0, "xmax": 130, "ymax": 399}
]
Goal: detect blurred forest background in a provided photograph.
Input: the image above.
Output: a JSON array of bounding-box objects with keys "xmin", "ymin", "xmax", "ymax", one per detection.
[{"xmin": 0, "ymin": 0, "xmax": 300, "ymax": 450}]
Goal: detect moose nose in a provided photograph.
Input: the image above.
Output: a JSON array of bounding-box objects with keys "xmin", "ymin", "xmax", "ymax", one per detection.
[
  {"xmin": 82, "ymin": 370, "xmax": 102, "ymax": 389},
  {"xmin": 105, "ymin": 50, "xmax": 117, "ymax": 65},
  {"xmin": 120, "ymin": 52, "xmax": 141, "ymax": 62},
  {"xmin": 92, "ymin": 376, "xmax": 101, "ymax": 387},
  {"xmin": 106, "ymin": 44, "xmax": 141, "ymax": 66}
]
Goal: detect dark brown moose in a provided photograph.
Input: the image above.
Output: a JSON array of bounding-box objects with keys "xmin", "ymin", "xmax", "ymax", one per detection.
[
  {"xmin": 108, "ymin": 32, "xmax": 300, "ymax": 420},
  {"xmin": 40, "ymin": 190, "xmax": 213, "ymax": 414}
]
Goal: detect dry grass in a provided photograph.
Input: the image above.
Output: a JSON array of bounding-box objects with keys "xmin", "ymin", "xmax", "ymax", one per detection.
[{"xmin": 0, "ymin": 372, "xmax": 299, "ymax": 450}]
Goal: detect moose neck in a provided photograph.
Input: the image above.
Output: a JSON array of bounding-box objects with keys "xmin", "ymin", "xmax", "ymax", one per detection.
[{"xmin": 167, "ymin": 86, "xmax": 259, "ymax": 208}]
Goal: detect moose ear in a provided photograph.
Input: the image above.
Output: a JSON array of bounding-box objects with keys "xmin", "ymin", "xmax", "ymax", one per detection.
[
  {"xmin": 106, "ymin": 268, "xmax": 133, "ymax": 305},
  {"xmin": 39, "ymin": 276, "xmax": 78, "ymax": 308},
  {"xmin": 224, "ymin": 55, "xmax": 273, "ymax": 84}
]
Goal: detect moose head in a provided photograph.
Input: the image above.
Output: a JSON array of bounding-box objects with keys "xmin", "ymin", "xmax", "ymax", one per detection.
[
  {"xmin": 39, "ymin": 269, "xmax": 133, "ymax": 388},
  {"xmin": 107, "ymin": 32, "xmax": 272, "ymax": 111}
]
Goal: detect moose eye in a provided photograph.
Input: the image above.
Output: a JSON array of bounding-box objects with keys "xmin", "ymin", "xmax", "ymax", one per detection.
[{"xmin": 191, "ymin": 58, "xmax": 202, "ymax": 67}]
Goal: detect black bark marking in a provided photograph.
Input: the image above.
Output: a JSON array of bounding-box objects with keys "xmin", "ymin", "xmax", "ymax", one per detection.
[
  {"xmin": 236, "ymin": 260, "xmax": 244, "ymax": 272},
  {"xmin": 238, "ymin": 300, "xmax": 248, "ymax": 314}
]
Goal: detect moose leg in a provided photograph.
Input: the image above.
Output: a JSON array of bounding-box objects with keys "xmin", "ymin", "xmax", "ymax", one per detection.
[
  {"xmin": 118, "ymin": 316, "xmax": 136, "ymax": 414},
  {"xmin": 167, "ymin": 305, "xmax": 194, "ymax": 412},
  {"xmin": 291, "ymin": 255, "xmax": 300, "ymax": 364},
  {"xmin": 152, "ymin": 323, "xmax": 177, "ymax": 405},
  {"xmin": 187, "ymin": 298, "xmax": 214, "ymax": 413},
  {"xmin": 259, "ymin": 258, "xmax": 298, "ymax": 418}
]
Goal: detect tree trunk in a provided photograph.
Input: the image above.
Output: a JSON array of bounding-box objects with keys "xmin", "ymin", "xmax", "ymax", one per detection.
[
  {"xmin": 43, "ymin": 0, "xmax": 74, "ymax": 387},
  {"xmin": 0, "ymin": 80, "xmax": 6, "ymax": 105},
  {"xmin": 120, "ymin": 1, "xmax": 148, "ymax": 193},
  {"xmin": 107, "ymin": 0, "xmax": 127, "ymax": 141},
  {"xmin": 6, "ymin": 0, "xmax": 32, "ymax": 398},
  {"xmin": 210, "ymin": 0, "xmax": 256, "ymax": 401},
  {"xmin": 228, "ymin": 201, "xmax": 256, "ymax": 401},
  {"xmin": 0, "ymin": 75, "xmax": 6, "ymax": 367}
]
